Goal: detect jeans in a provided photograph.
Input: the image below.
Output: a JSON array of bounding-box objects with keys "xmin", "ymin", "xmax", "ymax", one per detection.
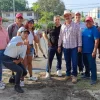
[
  {"xmin": 83, "ymin": 53, "xmax": 97, "ymax": 81},
  {"xmin": 63, "ymin": 47, "xmax": 78, "ymax": 76},
  {"xmin": 78, "ymin": 52, "xmax": 84, "ymax": 72},
  {"xmin": 46, "ymin": 46, "xmax": 62, "ymax": 72},
  {"xmin": 0, "ymin": 49, "xmax": 5, "ymax": 81},
  {"xmin": 2, "ymin": 55, "xmax": 27, "ymax": 85}
]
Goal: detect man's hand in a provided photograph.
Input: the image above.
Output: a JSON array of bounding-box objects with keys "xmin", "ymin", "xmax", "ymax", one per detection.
[
  {"xmin": 78, "ymin": 47, "xmax": 82, "ymax": 52},
  {"xmin": 48, "ymin": 42, "xmax": 52, "ymax": 47},
  {"xmin": 58, "ymin": 47, "xmax": 61, "ymax": 53},
  {"xmin": 24, "ymin": 40, "xmax": 29, "ymax": 45},
  {"xmin": 92, "ymin": 51, "xmax": 96, "ymax": 58},
  {"xmin": 13, "ymin": 60, "xmax": 20, "ymax": 64},
  {"xmin": 16, "ymin": 42, "xmax": 23, "ymax": 46}
]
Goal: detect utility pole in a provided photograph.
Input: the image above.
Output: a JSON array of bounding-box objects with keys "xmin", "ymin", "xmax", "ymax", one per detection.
[{"xmin": 13, "ymin": 0, "xmax": 15, "ymax": 22}]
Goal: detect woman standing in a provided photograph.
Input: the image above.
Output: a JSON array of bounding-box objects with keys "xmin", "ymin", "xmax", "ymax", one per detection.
[
  {"xmin": 0, "ymin": 17, "xmax": 9, "ymax": 89},
  {"xmin": 34, "ymin": 29, "xmax": 46, "ymax": 59},
  {"xmin": 18, "ymin": 18, "xmax": 38, "ymax": 84}
]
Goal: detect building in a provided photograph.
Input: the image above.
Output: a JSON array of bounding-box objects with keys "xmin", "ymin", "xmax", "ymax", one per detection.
[
  {"xmin": 88, "ymin": 7, "xmax": 100, "ymax": 19},
  {"xmin": 1, "ymin": 11, "xmax": 37, "ymax": 21}
]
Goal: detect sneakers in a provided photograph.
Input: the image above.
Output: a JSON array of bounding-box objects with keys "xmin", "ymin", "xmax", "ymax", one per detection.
[
  {"xmin": 45, "ymin": 72, "xmax": 50, "ymax": 79},
  {"xmin": 65, "ymin": 76, "xmax": 71, "ymax": 81},
  {"xmin": 29, "ymin": 76, "xmax": 38, "ymax": 81},
  {"xmin": 0, "ymin": 81, "xmax": 5, "ymax": 90},
  {"xmin": 72, "ymin": 76, "xmax": 77, "ymax": 83},
  {"xmin": 20, "ymin": 81, "xmax": 24, "ymax": 87},
  {"xmin": 1, "ymin": 81, "xmax": 5, "ymax": 86},
  {"xmin": 14, "ymin": 85, "xmax": 24, "ymax": 93},
  {"xmin": 90, "ymin": 80, "xmax": 96, "ymax": 85},
  {"xmin": 57, "ymin": 70, "xmax": 62, "ymax": 77},
  {"xmin": 81, "ymin": 74, "xmax": 90, "ymax": 79}
]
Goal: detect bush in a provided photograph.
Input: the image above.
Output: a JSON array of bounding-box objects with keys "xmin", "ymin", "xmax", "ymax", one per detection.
[{"xmin": 2, "ymin": 18, "xmax": 9, "ymax": 22}]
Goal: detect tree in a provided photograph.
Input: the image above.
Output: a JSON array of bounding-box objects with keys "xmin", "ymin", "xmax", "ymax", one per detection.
[
  {"xmin": 32, "ymin": 2, "xmax": 40, "ymax": 20},
  {"xmin": 36, "ymin": 0, "xmax": 65, "ymax": 16},
  {"xmin": 0, "ymin": 0, "xmax": 28, "ymax": 12}
]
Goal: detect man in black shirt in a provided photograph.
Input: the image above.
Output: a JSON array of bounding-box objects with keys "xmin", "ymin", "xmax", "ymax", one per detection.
[{"xmin": 44, "ymin": 15, "xmax": 62, "ymax": 78}]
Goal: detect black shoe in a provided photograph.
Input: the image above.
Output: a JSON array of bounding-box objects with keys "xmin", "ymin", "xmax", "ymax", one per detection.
[
  {"xmin": 43, "ymin": 55, "xmax": 47, "ymax": 59},
  {"xmin": 98, "ymin": 55, "xmax": 100, "ymax": 59},
  {"xmin": 14, "ymin": 85, "xmax": 24, "ymax": 93},
  {"xmin": 81, "ymin": 74, "xmax": 90, "ymax": 79}
]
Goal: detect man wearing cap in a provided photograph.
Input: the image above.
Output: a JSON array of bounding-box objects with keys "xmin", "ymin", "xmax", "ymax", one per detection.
[
  {"xmin": 82, "ymin": 16, "xmax": 99, "ymax": 85},
  {"xmin": 58, "ymin": 10, "xmax": 82, "ymax": 83},
  {"xmin": 0, "ymin": 17, "xmax": 9, "ymax": 89},
  {"xmin": 2, "ymin": 28, "xmax": 30, "ymax": 93},
  {"xmin": 75, "ymin": 12, "xmax": 86, "ymax": 74},
  {"xmin": 7, "ymin": 13, "xmax": 23, "ymax": 40},
  {"xmin": 7, "ymin": 13, "xmax": 24, "ymax": 79}
]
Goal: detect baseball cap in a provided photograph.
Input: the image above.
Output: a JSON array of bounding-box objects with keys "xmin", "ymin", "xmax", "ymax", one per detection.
[
  {"xmin": 75, "ymin": 12, "xmax": 81, "ymax": 16},
  {"xmin": 27, "ymin": 18, "xmax": 34, "ymax": 23},
  {"xmin": 85, "ymin": 16, "xmax": 93, "ymax": 22},
  {"xmin": 16, "ymin": 13, "xmax": 23, "ymax": 19},
  {"xmin": 0, "ymin": 17, "xmax": 2, "ymax": 21},
  {"xmin": 18, "ymin": 27, "xmax": 30, "ymax": 34}
]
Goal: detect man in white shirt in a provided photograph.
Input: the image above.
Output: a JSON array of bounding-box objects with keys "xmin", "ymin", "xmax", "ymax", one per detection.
[
  {"xmin": 75, "ymin": 12, "xmax": 86, "ymax": 74},
  {"xmin": 2, "ymin": 28, "xmax": 29, "ymax": 93}
]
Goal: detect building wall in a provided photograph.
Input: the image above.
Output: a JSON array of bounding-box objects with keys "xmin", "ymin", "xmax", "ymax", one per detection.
[
  {"xmin": 88, "ymin": 8, "xmax": 100, "ymax": 19},
  {"xmin": 2, "ymin": 11, "xmax": 36, "ymax": 21}
]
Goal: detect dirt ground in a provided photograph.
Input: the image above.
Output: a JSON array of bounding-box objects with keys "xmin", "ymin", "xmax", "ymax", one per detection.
[{"xmin": 0, "ymin": 70, "xmax": 100, "ymax": 100}]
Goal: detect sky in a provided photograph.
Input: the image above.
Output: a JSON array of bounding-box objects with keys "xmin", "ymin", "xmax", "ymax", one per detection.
[{"xmin": 27, "ymin": 0, "xmax": 100, "ymax": 15}]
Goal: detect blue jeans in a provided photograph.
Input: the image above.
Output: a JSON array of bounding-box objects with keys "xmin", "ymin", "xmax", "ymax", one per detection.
[
  {"xmin": 46, "ymin": 46, "xmax": 62, "ymax": 72},
  {"xmin": 0, "ymin": 49, "xmax": 5, "ymax": 81},
  {"xmin": 83, "ymin": 53, "xmax": 97, "ymax": 81},
  {"xmin": 63, "ymin": 47, "xmax": 78, "ymax": 76}
]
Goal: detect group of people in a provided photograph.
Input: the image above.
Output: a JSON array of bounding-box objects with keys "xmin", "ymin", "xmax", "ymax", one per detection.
[
  {"xmin": 0, "ymin": 13, "xmax": 46, "ymax": 93},
  {"xmin": 44, "ymin": 10, "xmax": 100, "ymax": 85},
  {"xmin": 0, "ymin": 9, "xmax": 100, "ymax": 93}
]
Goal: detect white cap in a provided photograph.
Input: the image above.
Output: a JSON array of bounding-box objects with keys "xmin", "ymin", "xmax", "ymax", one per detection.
[
  {"xmin": 64, "ymin": 10, "xmax": 72, "ymax": 15},
  {"xmin": 75, "ymin": 12, "xmax": 81, "ymax": 15}
]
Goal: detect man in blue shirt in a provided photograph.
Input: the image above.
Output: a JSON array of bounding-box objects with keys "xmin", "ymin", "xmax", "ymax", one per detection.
[{"xmin": 82, "ymin": 16, "xmax": 99, "ymax": 85}]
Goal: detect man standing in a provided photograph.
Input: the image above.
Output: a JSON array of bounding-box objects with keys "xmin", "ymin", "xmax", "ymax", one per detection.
[
  {"xmin": 7, "ymin": 13, "xmax": 23, "ymax": 40},
  {"xmin": 75, "ymin": 12, "xmax": 86, "ymax": 74},
  {"xmin": 82, "ymin": 17, "xmax": 99, "ymax": 85},
  {"xmin": 58, "ymin": 10, "xmax": 82, "ymax": 83},
  {"xmin": 7, "ymin": 13, "xmax": 24, "ymax": 79},
  {"xmin": 44, "ymin": 15, "xmax": 62, "ymax": 78}
]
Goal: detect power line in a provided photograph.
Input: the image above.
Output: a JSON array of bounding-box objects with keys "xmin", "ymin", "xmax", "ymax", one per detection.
[
  {"xmin": 66, "ymin": 4, "xmax": 100, "ymax": 7},
  {"xmin": 69, "ymin": 6, "xmax": 100, "ymax": 10},
  {"xmin": 65, "ymin": 3, "xmax": 100, "ymax": 5}
]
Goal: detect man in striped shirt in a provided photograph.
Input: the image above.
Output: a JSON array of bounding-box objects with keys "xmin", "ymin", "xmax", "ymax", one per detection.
[{"xmin": 58, "ymin": 10, "xmax": 82, "ymax": 83}]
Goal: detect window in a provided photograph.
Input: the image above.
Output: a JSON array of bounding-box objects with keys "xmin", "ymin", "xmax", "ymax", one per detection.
[
  {"xmin": 27, "ymin": 12, "xmax": 32, "ymax": 16},
  {"xmin": 6, "ymin": 13, "xmax": 10, "ymax": 17}
]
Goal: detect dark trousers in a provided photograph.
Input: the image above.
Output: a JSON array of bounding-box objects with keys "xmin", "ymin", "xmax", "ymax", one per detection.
[
  {"xmin": 63, "ymin": 47, "xmax": 78, "ymax": 76},
  {"xmin": 2, "ymin": 55, "xmax": 27, "ymax": 85},
  {"xmin": 46, "ymin": 46, "xmax": 62, "ymax": 72},
  {"xmin": 83, "ymin": 53, "xmax": 97, "ymax": 81},
  {"xmin": 78, "ymin": 52, "xmax": 84, "ymax": 72},
  {"xmin": 0, "ymin": 49, "xmax": 5, "ymax": 81}
]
